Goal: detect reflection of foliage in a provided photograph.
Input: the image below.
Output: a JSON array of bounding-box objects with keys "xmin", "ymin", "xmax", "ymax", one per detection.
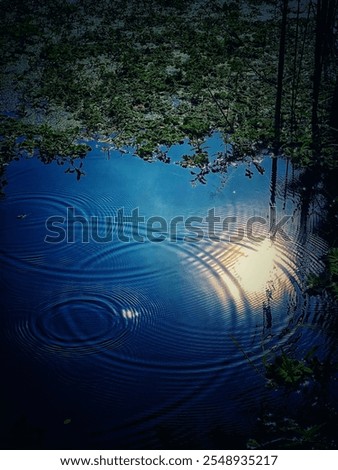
[
  {"xmin": 0, "ymin": 118, "xmax": 91, "ymax": 163},
  {"xmin": 0, "ymin": 117, "xmax": 90, "ymax": 192},
  {"xmin": 0, "ymin": 0, "xmax": 336, "ymax": 165}
]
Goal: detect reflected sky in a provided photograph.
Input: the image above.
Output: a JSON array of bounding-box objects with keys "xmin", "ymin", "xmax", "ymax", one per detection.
[{"xmin": 0, "ymin": 138, "xmax": 333, "ymax": 450}]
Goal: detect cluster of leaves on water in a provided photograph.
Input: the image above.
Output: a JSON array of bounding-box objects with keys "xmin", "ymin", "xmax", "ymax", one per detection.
[
  {"xmin": 307, "ymin": 247, "xmax": 338, "ymax": 299},
  {"xmin": 265, "ymin": 352, "xmax": 313, "ymax": 386},
  {"xmin": 264, "ymin": 344, "xmax": 338, "ymax": 387},
  {"xmin": 0, "ymin": 0, "xmax": 337, "ymax": 173}
]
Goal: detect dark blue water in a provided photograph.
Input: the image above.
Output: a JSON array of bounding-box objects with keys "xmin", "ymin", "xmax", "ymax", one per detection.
[{"xmin": 0, "ymin": 138, "xmax": 336, "ymax": 449}]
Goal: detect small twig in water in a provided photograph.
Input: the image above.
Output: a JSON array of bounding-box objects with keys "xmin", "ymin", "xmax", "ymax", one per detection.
[{"xmin": 229, "ymin": 334, "xmax": 265, "ymax": 379}]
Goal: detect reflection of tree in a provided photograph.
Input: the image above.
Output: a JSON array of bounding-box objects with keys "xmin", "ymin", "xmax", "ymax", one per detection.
[
  {"xmin": 298, "ymin": 170, "xmax": 317, "ymax": 244},
  {"xmin": 269, "ymin": 156, "xmax": 278, "ymax": 235},
  {"xmin": 260, "ymin": 156, "xmax": 279, "ymax": 337},
  {"xmin": 312, "ymin": 0, "xmax": 338, "ymax": 155},
  {"xmin": 263, "ymin": 296, "xmax": 273, "ymax": 334},
  {"xmin": 274, "ymin": 0, "xmax": 288, "ymax": 149},
  {"xmin": 282, "ymin": 157, "xmax": 290, "ymax": 211}
]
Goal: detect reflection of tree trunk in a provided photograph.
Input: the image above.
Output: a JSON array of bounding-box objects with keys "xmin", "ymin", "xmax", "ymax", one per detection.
[
  {"xmin": 270, "ymin": 157, "xmax": 278, "ymax": 207},
  {"xmin": 298, "ymin": 170, "xmax": 319, "ymax": 243},
  {"xmin": 270, "ymin": 157, "xmax": 278, "ymax": 234},
  {"xmin": 312, "ymin": 1, "xmax": 324, "ymax": 155},
  {"xmin": 312, "ymin": 0, "xmax": 338, "ymax": 155},
  {"xmin": 290, "ymin": 0, "xmax": 301, "ymax": 134},
  {"xmin": 294, "ymin": 1, "xmax": 311, "ymax": 128},
  {"xmin": 299, "ymin": 189, "xmax": 310, "ymax": 243},
  {"xmin": 282, "ymin": 157, "xmax": 290, "ymax": 210},
  {"xmin": 274, "ymin": 0, "xmax": 288, "ymax": 150},
  {"xmin": 264, "ymin": 156, "xmax": 278, "ymax": 335},
  {"xmin": 263, "ymin": 301, "xmax": 272, "ymax": 332}
]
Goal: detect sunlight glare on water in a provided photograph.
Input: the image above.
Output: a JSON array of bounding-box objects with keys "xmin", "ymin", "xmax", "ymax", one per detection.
[{"xmin": 234, "ymin": 238, "xmax": 277, "ymax": 295}]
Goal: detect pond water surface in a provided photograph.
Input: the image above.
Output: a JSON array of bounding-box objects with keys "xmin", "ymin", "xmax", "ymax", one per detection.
[{"xmin": 1, "ymin": 138, "xmax": 337, "ymax": 449}]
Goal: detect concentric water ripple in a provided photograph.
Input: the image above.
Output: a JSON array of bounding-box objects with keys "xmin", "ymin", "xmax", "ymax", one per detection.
[
  {"xmin": 5, "ymin": 286, "xmax": 161, "ymax": 358},
  {"xmin": 0, "ymin": 190, "xmax": 134, "ymax": 275}
]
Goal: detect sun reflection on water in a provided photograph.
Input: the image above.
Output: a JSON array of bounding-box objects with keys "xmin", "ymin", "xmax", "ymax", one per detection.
[
  {"xmin": 233, "ymin": 238, "xmax": 277, "ymax": 295},
  {"xmin": 197, "ymin": 236, "xmax": 287, "ymax": 311}
]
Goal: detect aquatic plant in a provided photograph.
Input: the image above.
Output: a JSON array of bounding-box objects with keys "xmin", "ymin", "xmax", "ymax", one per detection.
[
  {"xmin": 307, "ymin": 247, "xmax": 338, "ymax": 299},
  {"xmin": 265, "ymin": 352, "xmax": 313, "ymax": 387}
]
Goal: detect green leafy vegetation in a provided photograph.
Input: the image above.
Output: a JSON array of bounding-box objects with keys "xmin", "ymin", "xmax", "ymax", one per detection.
[
  {"xmin": 265, "ymin": 344, "xmax": 338, "ymax": 387},
  {"xmin": 0, "ymin": 117, "xmax": 90, "ymax": 192},
  {"xmin": 265, "ymin": 352, "xmax": 313, "ymax": 386},
  {"xmin": 307, "ymin": 247, "xmax": 338, "ymax": 299},
  {"xmin": 0, "ymin": 0, "xmax": 337, "ymax": 170}
]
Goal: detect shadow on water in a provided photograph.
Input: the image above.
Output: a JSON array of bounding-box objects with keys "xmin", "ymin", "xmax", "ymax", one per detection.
[{"xmin": 0, "ymin": 137, "xmax": 337, "ymax": 449}]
